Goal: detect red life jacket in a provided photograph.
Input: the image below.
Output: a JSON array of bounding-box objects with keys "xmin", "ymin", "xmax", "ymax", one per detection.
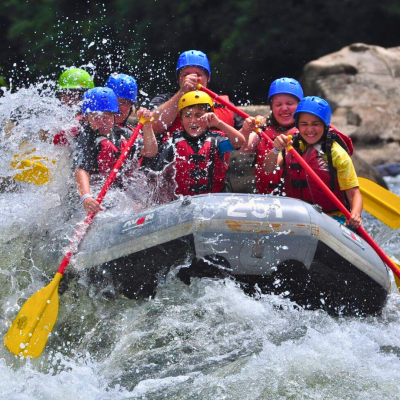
[
  {"xmin": 53, "ymin": 115, "xmax": 82, "ymax": 146},
  {"xmin": 255, "ymin": 124, "xmax": 352, "ymax": 196},
  {"xmin": 254, "ymin": 126, "xmax": 291, "ymax": 194},
  {"xmin": 283, "ymin": 134, "xmax": 348, "ymax": 213},
  {"xmin": 96, "ymin": 126, "xmax": 142, "ymax": 176},
  {"xmin": 329, "ymin": 124, "xmax": 353, "ymax": 156},
  {"xmin": 160, "ymin": 95, "xmax": 236, "ymax": 144},
  {"xmin": 172, "ymin": 131, "xmax": 229, "ymax": 196}
]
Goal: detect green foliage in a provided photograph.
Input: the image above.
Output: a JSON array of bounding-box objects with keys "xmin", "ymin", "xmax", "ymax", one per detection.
[
  {"xmin": 1, "ymin": 0, "xmax": 400, "ymax": 103},
  {"xmin": 0, "ymin": 68, "xmax": 6, "ymax": 87}
]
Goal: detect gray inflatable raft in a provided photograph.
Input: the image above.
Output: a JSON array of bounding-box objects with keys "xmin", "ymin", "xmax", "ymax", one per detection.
[{"xmin": 74, "ymin": 193, "xmax": 391, "ymax": 315}]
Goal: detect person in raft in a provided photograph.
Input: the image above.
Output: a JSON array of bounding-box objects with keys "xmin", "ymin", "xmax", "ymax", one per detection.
[
  {"xmin": 105, "ymin": 73, "xmax": 138, "ymax": 133},
  {"xmin": 263, "ymin": 96, "xmax": 363, "ymax": 229},
  {"xmin": 150, "ymin": 50, "xmax": 244, "ymax": 144},
  {"xmin": 74, "ymin": 87, "xmax": 157, "ymax": 214},
  {"xmin": 144, "ymin": 91, "xmax": 245, "ymax": 197},
  {"xmin": 240, "ymin": 77, "xmax": 304, "ymax": 195},
  {"xmin": 53, "ymin": 68, "xmax": 95, "ymax": 146}
]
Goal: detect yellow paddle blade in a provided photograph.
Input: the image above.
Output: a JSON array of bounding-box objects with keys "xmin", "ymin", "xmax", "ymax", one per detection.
[
  {"xmin": 389, "ymin": 258, "xmax": 400, "ymax": 292},
  {"xmin": 359, "ymin": 177, "xmax": 400, "ymax": 229},
  {"xmin": 12, "ymin": 158, "xmax": 51, "ymax": 185},
  {"xmin": 4, "ymin": 273, "xmax": 62, "ymax": 358},
  {"xmin": 11, "ymin": 149, "xmax": 56, "ymax": 185}
]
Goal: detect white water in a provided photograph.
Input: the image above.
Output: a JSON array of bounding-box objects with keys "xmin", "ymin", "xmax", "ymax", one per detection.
[{"xmin": 1, "ymin": 87, "xmax": 400, "ymax": 399}]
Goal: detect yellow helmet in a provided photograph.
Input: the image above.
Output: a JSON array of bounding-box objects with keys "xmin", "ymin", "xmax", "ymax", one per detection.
[{"xmin": 178, "ymin": 91, "xmax": 214, "ymax": 113}]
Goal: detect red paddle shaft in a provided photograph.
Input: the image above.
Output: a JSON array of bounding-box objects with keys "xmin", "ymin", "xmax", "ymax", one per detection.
[
  {"xmin": 57, "ymin": 120, "xmax": 146, "ymax": 275},
  {"xmin": 286, "ymin": 141, "xmax": 400, "ymax": 279},
  {"xmin": 198, "ymin": 84, "xmax": 400, "ymax": 280},
  {"xmin": 197, "ymin": 84, "xmax": 273, "ymax": 143}
]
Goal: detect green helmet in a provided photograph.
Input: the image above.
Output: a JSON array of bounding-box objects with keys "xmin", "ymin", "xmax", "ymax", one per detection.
[{"xmin": 57, "ymin": 68, "xmax": 94, "ymax": 90}]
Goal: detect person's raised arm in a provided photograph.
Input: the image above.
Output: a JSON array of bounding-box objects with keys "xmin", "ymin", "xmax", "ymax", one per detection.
[
  {"xmin": 239, "ymin": 116, "xmax": 266, "ymax": 153},
  {"xmin": 151, "ymin": 74, "xmax": 199, "ymax": 134},
  {"xmin": 137, "ymin": 107, "xmax": 158, "ymax": 158},
  {"xmin": 202, "ymin": 113, "xmax": 245, "ymax": 149}
]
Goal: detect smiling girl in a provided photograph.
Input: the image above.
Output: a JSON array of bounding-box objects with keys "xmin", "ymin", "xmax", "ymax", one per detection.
[
  {"xmin": 264, "ymin": 96, "xmax": 363, "ymax": 229},
  {"xmin": 240, "ymin": 77, "xmax": 303, "ymax": 195}
]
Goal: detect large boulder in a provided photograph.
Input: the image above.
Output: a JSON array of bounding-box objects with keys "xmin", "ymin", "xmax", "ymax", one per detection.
[{"xmin": 301, "ymin": 43, "xmax": 400, "ymax": 169}]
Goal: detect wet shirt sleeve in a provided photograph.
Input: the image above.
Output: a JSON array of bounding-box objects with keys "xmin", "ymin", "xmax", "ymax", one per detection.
[
  {"xmin": 331, "ymin": 141, "xmax": 359, "ymax": 191},
  {"xmin": 73, "ymin": 129, "xmax": 97, "ymax": 173}
]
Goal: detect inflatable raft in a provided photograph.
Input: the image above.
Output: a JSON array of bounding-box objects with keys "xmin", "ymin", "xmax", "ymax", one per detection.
[{"xmin": 74, "ymin": 193, "xmax": 391, "ymax": 316}]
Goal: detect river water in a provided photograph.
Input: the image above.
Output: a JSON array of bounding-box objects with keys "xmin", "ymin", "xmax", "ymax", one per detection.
[{"xmin": 1, "ymin": 86, "xmax": 400, "ymax": 399}]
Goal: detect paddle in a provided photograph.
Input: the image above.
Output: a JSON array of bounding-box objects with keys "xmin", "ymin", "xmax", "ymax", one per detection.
[
  {"xmin": 197, "ymin": 84, "xmax": 400, "ymax": 229},
  {"xmin": 197, "ymin": 84, "xmax": 400, "ymax": 285},
  {"xmin": 11, "ymin": 151, "xmax": 55, "ymax": 185},
  {"xmin": 358, "ymin": 177, "xmax": 400, "ymax": 229},
  {"xmin": 4, "ymin": 116, "xmax": 149, "ymax": 358},
  {"xmin": 285, "ymin": 135, "xmax": 400, "ymax": 285}
]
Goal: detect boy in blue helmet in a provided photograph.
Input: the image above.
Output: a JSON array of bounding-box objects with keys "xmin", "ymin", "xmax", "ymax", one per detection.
[
  {"xmin": 150, "ymin": 50, "xmax": 244, "ymax": 144},
  {"xmin": 74, "ymin": 87, "xmax": 157, "ymax": 213},
  {"xmin": 264, "ymin": 96, "xmax": 363, "ymax": 229},
  {"xmin": 105, "ymin": 73, "xmax": 138, "ymax": 126},
  {"xmin": 105, "ymin": 72, "xmax": 157, "ymax": 162}
]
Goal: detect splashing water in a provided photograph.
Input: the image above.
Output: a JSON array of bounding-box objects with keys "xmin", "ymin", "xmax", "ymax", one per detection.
[{"xmin": 1, "ymin": 83, "xmax": 400, "ymax": 399}]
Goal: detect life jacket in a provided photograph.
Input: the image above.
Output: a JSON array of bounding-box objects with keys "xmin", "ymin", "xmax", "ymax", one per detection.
[
  {"xmin": 329, "ymin": 124, "xmax": 353, "ymax": 156},
  {"xmin": 255, "ymin": 124, "xmax": 353, "ymax": 196},
  {"xmin": 96, "ymin": 126, "xmax": 141, "ymax": 176},
  {"xmin": 160, "ymin": 95, "xmax": 236, "ymax": 144},
  {"xmin": 53, "ymin": 115, "xmax": 82, "ymax": 146},
  {"xmin": 254, "ymin": 126, "xmax": 296, "ymax": 195},
  {"xmin": 171, "ymin": 130, "xmax": 229, "ymax": 196},
  {"xmin": 282, "ymin": 131, "xmax": 350, "ymax": 213}
]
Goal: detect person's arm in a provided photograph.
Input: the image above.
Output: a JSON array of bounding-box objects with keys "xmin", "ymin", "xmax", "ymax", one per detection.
[
  {"xmin": 151, "ymin": 74, "xmax": 199, "ymax": 134},
  {"xmin": 218, "ymin": 120, "xmax": 245, "ymax": 149},
  {"xmin": 263, "ymin": 134, "xmax": 289, "ymax": 173},
  {"xmin": 151, "ymin": 91, "xmax": 183, "ymax": 134},
  {"xmin": 75, "ymin": 168, "xmax": 103, "ymax": 213},
  {"xmin": 201, "ymin": 113, "xmax": 245, "ymax": 149},
  {"xmin": 345, "ymin": 187, "xmax": 363, "ymax": 228},
  {"xmin": 137, "ymin": 107, "xmax": 158, "ymax": 158},
  {"xmin": 238, "ymin": 116, "xmax": 266, "ymax": 153},
  {"xmin": 330, "ymin": 142, "xmax": 362, "ymax": 228},
  {"xmin": 73, "ymin": 129, "xmax": 103, "ymax": 213}
]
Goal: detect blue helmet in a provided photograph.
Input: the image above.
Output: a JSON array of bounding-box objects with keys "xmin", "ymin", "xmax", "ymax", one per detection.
[
  {"xmin": 82, "ymin": 87, "xmax": 119, "ymax": 115},
  {"xmin": 105, "ymin": 73, "xmax": 137, "ymax": 103},
  {"xmin": 294, "ymin": 96, "xmax": 332, "ymax": 127},
  {"xmin": 176, "ymin": 50, "xmax": 211, "ymax": 81},
  {"xmin": 267, "ymin": 77, "xmax": 304, "ymax": 103}
]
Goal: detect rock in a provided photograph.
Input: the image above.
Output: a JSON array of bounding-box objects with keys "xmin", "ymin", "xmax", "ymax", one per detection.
[
  {"xmin": 301, "ymin": 43, "xmax": 400, "ymax": 168},
  {"xmin": 376, "ymin": 163, "xmax": 400, "ymax": 177}
]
